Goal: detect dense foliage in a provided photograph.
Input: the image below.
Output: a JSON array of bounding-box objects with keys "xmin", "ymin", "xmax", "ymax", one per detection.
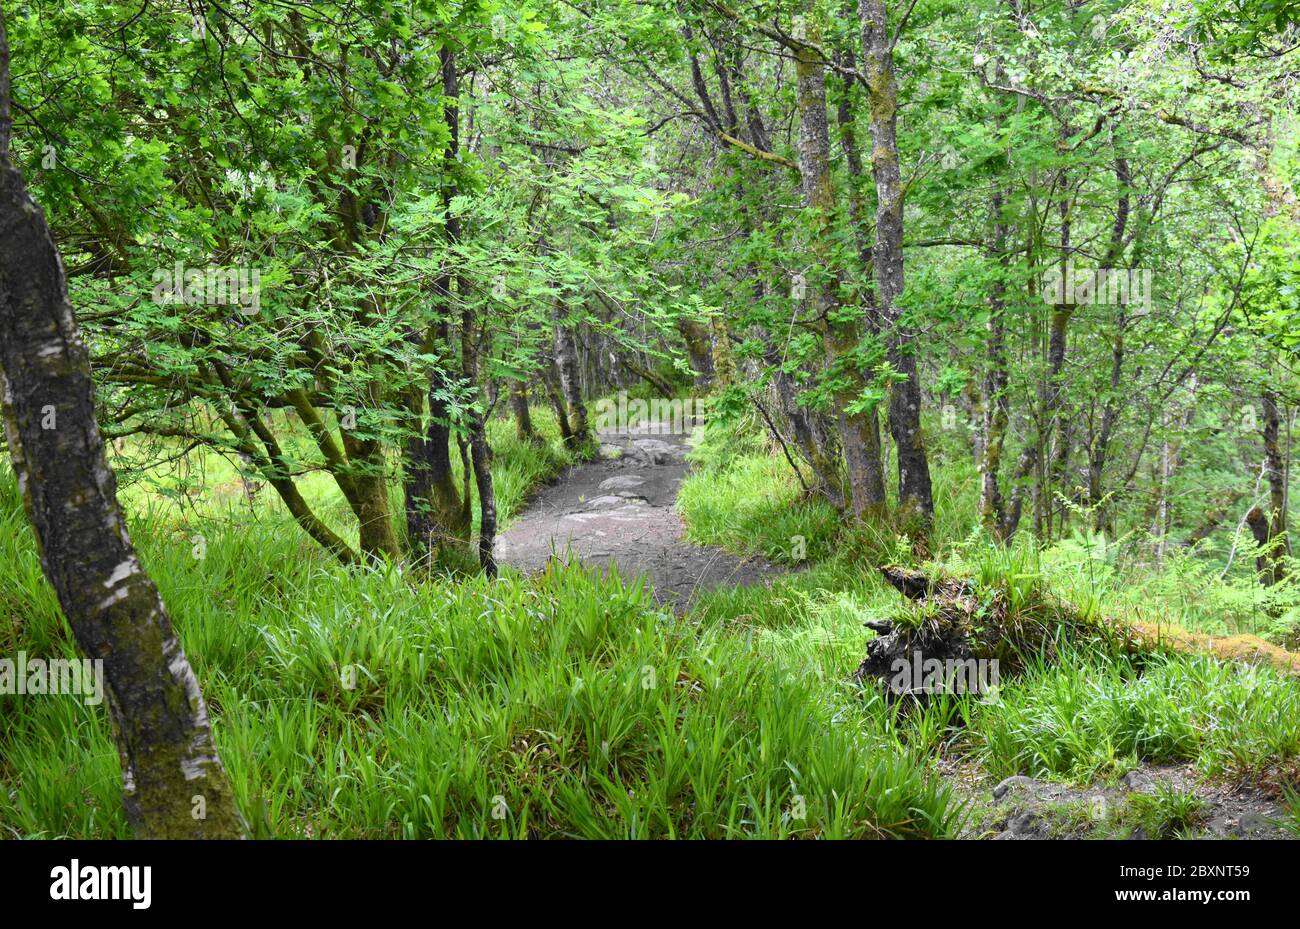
[{"xmin": 2, "ymin": 0, "xmax": 1299, "ymax": 841}]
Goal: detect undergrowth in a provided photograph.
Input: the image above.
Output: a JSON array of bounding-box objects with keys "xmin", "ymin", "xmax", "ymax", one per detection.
[{"xmin": 4, "ymin": 411, "xmax": 1299, "ymax": 839}]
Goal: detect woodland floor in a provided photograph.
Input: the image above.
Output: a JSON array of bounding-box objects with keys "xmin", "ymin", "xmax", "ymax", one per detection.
[
  {"xmin": 950, "ymin": 760, "xmax": 1296, "ymax": 840},
  {"xmin": 495, "ymin": 422, "xmax": 785, "ymax": 609}
]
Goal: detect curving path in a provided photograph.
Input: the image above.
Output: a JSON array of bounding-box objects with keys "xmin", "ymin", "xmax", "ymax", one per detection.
[{"xmin": 494, "ymin": 423, "xmax": 783, "ymax": 610}]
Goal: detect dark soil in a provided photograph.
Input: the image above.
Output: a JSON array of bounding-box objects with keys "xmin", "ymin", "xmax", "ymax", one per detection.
[{"xmin": 494, "ymin": 423, "xmax": 783, "ymax": 610}]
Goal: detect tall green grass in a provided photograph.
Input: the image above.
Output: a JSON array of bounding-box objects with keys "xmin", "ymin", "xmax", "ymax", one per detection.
[
  {"xmin": 0, "ymin": 508, "xmax": 960, "ymax": 838},
  {"xmin": 677, "ymin": 453, "xmax": 841, "ymax": 564},
  {"xmin": 968, "ymin": 650, "xmax": 1300, "ymax": 783},
  {"xmin": 0, "ymin": 411, "xmax": 961, "ymax": 838}
]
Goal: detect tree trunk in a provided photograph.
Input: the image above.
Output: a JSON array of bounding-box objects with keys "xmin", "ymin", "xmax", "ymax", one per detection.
[
  {"xmin": 795, "ymin": 17, "xmax": 884, "ymax": 519},
  {"xmin": 980, "ymin": 189, "xmax": 1010, "ymax": 535},
  {"xmin": 405, "ymin": 45, "xmax": 470, "ymax": 562},
  {"xmin": 340, "ymin": 400, "xmax": 400, "ymax": 562},
  {"xmin": 831, "ymin": 47, "xmax": 888, "ymax": 518},
  {"xmin": 216, "ymin": 385, "xmax": 358, "ymax": 563},
  {"xmin": 541, "ymin": 359, "xmax": 573, "ymax": 443},
  {"xmin": 407, "ymin": 372, "xmax": 471, "ymax": 550},
  {"xmin": 554, "ymin": 305, "xmax": 591, "ymax": 449},
  {"xmin": 1081, "ymin": 154, "xmax": 1133, "ymax": 535},
  {"xmin": 511, "ymin": 378, "xmax": 538, "ymax": 442},
  {"xmin": 859, "ymin": 0, "xmax": 933, "ymax": 528},
  {"xmin": 710, "ymin": 314, "xmax": 736, "ymax": 389},
  {"xmin": 469, "ymin": 414, "xmax": 497, "ymax": 577},
  {"xmin": 678, "ymin": 318, "xmax": 714, "ymax": 390},
  {"xmin": 1260, "ymin": 387, "xmax": 1290, "ymax": 584},
  {"xmin": 620, "ymin": 354, "xmax": 674, "ymax": 398},
  {"xmin": 1247, "ymin": 506, "xmax": 1278, "ymax": 585},
  {"xmin": 460, "ymin": 308, "xmax": 498, "ymax": 577},
  {"xmin": 1004, "ymin": 186, "xmax": 1073, "ymax": 542},
  {"xmin": 0, "ymin": 14, "xmax": 244, "ymax": 837}
]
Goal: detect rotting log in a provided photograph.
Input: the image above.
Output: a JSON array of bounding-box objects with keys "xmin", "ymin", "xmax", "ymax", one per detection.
[{"xmin": 859, "ymin": 565, "xmax": 1300, "ymax": 697}]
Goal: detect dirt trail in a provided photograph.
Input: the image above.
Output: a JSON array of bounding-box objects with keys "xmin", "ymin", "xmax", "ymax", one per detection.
[{"xmin": 495, "ymin": 423, "xmax": 783, "ymax": 609}]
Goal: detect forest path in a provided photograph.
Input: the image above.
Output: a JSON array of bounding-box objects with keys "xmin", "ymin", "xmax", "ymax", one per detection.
[{"xmin": 494, "ymin": 422, "xmax": 784, "ymax": 610}]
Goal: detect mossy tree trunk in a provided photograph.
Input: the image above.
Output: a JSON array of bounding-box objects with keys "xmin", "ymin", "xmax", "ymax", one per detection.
[
  {"xmin": 1258, "ymin": 387, "xmax": 1291, "ymax": 585},
  {"xmin": 794, "ymin": 15, "xmax": 885, "ymax": 520},
  {"xmin": 511, "ymin": 379, "xmax": 538, "ymax": 442},
  {"xmin": 860, "ymin": 0, "xmax": 934, "ymax": 530},
  {"xmin": 678, "ymin": 318, "xmax": 715, "ymax": 391},
  {"xmin": 542, "ymin": 358, "xmax": 574, "ymax": 443},
  {"xmin": 555, "ymin": 303, "xmax": 592, "ymax": 450},
  {"xmin": 833, "ymin": 55, "xmax": 888, "ymax": 518}
]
